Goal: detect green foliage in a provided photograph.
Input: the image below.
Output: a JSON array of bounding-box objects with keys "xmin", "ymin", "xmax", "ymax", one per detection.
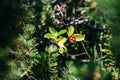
[
  {"xmin": 67, "ymin": 26, "xmax": 74, "ymax": 37},
  {"xmin": 75, "ymin": 34, "xmax": 85, "ymax": 41},
  {"xmin": 0, "ymin": 0, "xmax": 120, "ymax": 80},
  {"xmin": 58, "ymin": 29, "xmax": 66, "ymax": 36}
]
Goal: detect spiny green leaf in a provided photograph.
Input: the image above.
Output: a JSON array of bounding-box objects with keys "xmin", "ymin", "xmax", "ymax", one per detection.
[
  {"xmin": 67, "ymin": 26, "xmax": 74, "ymax": 37},
  {"xmin": 75, "ymin": 34, "xmax": 85, "ymax": 41}
]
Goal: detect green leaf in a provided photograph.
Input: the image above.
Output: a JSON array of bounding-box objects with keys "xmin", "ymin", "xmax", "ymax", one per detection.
[
  {"xmin": 58, "ymin": 29, "xmax": 66, "ymax": 36},
  {"xmin": 75, "ymin": 34, "xmax": 85, "ymax": 41},
  {"xmin": 44, "ymin": 33, "xmax": 54, "ymax": 39},
  {"xmin": 57, "ymin": 37, "xmax": 67, "ymax": 47},
  {"xmin": 50, "ymin": 62, "xmax": 58, "ymax": 67},
  {"xmin": 63, "ymin": 46, "xmax": 67, "ymax": 52},
  {"xmin": 58, "ymin": 46, "xmax": 67, "ymax": 54},
  {"xmin": 49, "ymin": 45, "xmax": 58, "ymax": 53},
  {"xmin": 59, "ymin": 47, "xmax": 64, "ymax": 54},
  {"xmin": 24, "ymin": 24, "xmax": 35, "ymax": 35},
  {"xmin": 67, "ymin": 26, "xmax": 74, "ymax": 37},
  {"xmin": 57, "ymin": 36, "xmax": 64, "ymax": 41},
  {"xmin": 102, "ymin": 49, "xmax": 112, "ymax": 55},
  {"xmin": 49, "ymin": 27, "xmax": 57, "ymax": 34}
]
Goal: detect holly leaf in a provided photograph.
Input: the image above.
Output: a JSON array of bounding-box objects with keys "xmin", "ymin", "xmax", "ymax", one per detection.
[
  {"xmin": 58, "ymin": 29, "xmax": 66, "ymax": 36},
  {"xmin": 75, "ymin": 34, "xmax": 85, "ymax": 41},
  {"xmin": 67, "ymin": 26, "xmax": 74, "ymax": 37}
]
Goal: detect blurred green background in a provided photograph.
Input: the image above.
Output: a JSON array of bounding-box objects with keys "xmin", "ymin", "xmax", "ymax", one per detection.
[
  {"xmin": 109, "ymin": 0, "xmax": 120, "ymax": 66},
  {"xmin": 95, "ymin": 0, "xmax": 120, "ymax": 66}
]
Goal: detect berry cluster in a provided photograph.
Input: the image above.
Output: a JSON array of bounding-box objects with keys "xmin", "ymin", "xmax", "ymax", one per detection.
[{"xmin": 70, "ymin": 35, "xmax": 76, "ymax": 42}]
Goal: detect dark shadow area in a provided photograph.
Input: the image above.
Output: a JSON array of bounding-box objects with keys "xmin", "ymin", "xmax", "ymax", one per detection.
[
  {"xmin": 0, "ymin": 0, "xmax": 22, "ymax": 79},
  {"xmin": 0, "ymin": 0, "xmax": 22, "ymax": 48}
]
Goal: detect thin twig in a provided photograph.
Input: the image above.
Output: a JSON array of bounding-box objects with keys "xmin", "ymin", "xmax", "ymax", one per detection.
[
  {"xmin": 56, "ymin": 4, "xmax": 64, "ymax": 17},
  {"xmin": 68, "ymin": 52, "xmax": 86, "ymax": 57},
  {"xmin": 26, "ymin": 73, "xmax": 37, "ymax": 80},
  {"xmin": 94, "ymin": 45, "xmax": 98, "ymax": 61},
  {"xmin": 96, "ymin": 55, "xmax": 108, "ymax": 61},
  {"xmin": 68, "ymin": 52, "xmax": 86, "ymax": 59},
  {"xmin": 68, "ymin": 17, "xmax": 88, "ymax": 25},
  {"xmin": 81, "ymin": 59, "xmax": 90, "ymax": 62},
  {"xmin": 81, "ymin": 41, "xmax": 91, "ymax": 58}
]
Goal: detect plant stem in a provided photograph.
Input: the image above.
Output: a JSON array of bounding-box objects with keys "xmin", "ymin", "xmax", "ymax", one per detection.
[{"xmin": 81, "ymin": 41, "xmax": 91, "ymax": 59}]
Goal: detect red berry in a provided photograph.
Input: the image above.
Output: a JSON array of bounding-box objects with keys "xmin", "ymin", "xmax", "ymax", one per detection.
[{"xmin": 70, "ymin": 35, "xmax": 76, "ymax": 42}]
